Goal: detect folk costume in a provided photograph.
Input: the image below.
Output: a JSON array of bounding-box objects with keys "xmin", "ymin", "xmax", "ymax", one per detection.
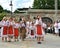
[
  {"xmin": 14, "ymin": 22, "xmax": 20, "ymax": 41},
  {"xmin": 54, "ymin": 22, "xmax": 58, "ymax": 34},
  {"xmin": 7, "ymin": 18, "xmax": 14, "ymax": 42},
  {"xmin": 29, "ymin": 23, "xmax": 36, "ymax": 39},
  {"xmin": 8, "ymin": 20, "xmax": 14, "ymax": 36},
  {"xmin": 35, "ymin": 16, "xmax": 43, "ymax": 44},
  {"xmin": 26, "ymin": 21, "xmax": 30, "ymax": 38},
  {"xmin": 57, "ymin": 22, "xmax": 60, "ymax": 36},
  {"xmin": 3, "ymin": 21, "xmax": 8, "ymax": 37},
  {"xmin": 35, "ymin": 18, "xmax": 43, "ymax": 37},
  {"xmin": 20, "ymin": 21, "xmax": 26, "ymax": 41},
  {"xmin": 0, "ymin": 17, "xmax": 8, "ymax": 42}
]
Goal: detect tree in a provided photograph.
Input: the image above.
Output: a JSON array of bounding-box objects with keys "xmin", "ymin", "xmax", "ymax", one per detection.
[
  {"xmin": 3, "ymin": 9, "xmax": 11, "ymax": 13},
  {"xmin": 0, "ymin": 5, "xmax": 11, "ymax": 21},
  {"xmin": 58, "ymin": 0, "xmax": 60, "ymax": 9},
  {"xmin": 0, "ymin": 12, "xmax": 6, "ymax": 21},
  {"xmin": 33, "ymin": 0, "xmax": 40, "ymax": 9},
  {"xmin": 33, "ymin": 0, "xmax": 55, "ymax": 9},
  {"xmin": 14, "ymin": 10, "xmax": 20, "ymax": 13},
  {"xmin": 0, "ymin": 5, "xmax": 3, "ymax": 13}
]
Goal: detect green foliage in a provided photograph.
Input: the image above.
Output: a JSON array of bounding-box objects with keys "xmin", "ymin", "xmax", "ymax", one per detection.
[
  {"xmin": 33, "ymin": 0, "xmax": 60, "ymax": 9},
  {"xmin": 0, "ymin": 5, "xmax": 3, "ymax": 13},
  {"xmin": 33, "ymin": 0, "xmax": 39, "ymax": 9},
  {"xmin": 0, "ymin": 12, "xmax": 6, "ymax": 21},
  {"xmin": 58, "ymin": 0, "xmax": 60, "ymax": 9},
  {"xmin": 3, "ymin": 9, "xmax": 11, "ymax": 13},
  {"xmin": 14, "ymin": 10, "xmax": 20, "ymax": 13},
  {"xmin": 0, "ymin": 5, "xmax": 11, "ymax": 21}
]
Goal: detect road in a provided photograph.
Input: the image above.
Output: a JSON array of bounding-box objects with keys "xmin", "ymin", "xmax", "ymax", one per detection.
[{"xmin": 0, "ymin": 34, "xmax": 60, "ymax": 48}]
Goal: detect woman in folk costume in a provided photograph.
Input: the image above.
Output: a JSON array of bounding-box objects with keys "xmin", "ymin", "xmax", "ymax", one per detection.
[
  {"xmin": 8, "ymin": 17, "xmax": 14, "ymax": 42},
  {"xmin": 41, "ymin": 22, "xmax": 46, "ymax": 41},
  {"xmin": 0, "ymin": 17, "xmax": 8, "ymax": 42},
  {"xmin": 35, "ymin": 16, "xmax": 43, "ymax": 44},
  {"xmin": 0, "ymin": 19, "xmax": 3, "ymax": 38},
  {"xmin": 54, "ymin": 21, "xmax": 59, "ymax": 36},
  {"xmin": 29, "ymin": 22, "xmax": 36, "ymax": 39},
  {"xmin": 20, "ymin": 19, "xmax": 26, "ymax": 41},
  {"xmin": 13, "ymin": 20, "xmax": 20, "ymax": 41},
  {"xmin": 26, "ymin": 20, "xmax": 32, "ymax": 38}
]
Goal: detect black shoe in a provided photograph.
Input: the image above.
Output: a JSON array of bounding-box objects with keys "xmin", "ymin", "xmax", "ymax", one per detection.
[
  {"xmin": 37, "ymin": 42, "xmax": 41, "ymax": 44},
  {"xmin": 8, "ymin": 41, "xmax": 11, "ymax": 42}
]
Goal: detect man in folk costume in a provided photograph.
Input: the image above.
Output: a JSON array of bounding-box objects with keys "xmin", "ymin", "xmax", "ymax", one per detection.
[
  {"xmin": 20, "ymin": 19, "xmax": 26, "ymax": 41},
  {"xmin": 0, "ymin": 17, "xmax": 8, "ymax": 42},
  {"xmin": 29, "ymin": 22, "xmax": 36, "ymax": 39},
  {"xmin": 8, "ymin": 18, "xmax": 14, "ymax": 42},
  {"xmin": 35, "ymin": 16, "xmax": 43, "ymax": 44},
  {"xmin": 13, "ymin": 20, "xmax": 20, "ymax": 42}
]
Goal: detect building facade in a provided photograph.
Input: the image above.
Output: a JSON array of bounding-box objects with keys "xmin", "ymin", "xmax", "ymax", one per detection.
[{"xmin": 7, "ymin": 8, "xmax": 60, "ymax": 24}]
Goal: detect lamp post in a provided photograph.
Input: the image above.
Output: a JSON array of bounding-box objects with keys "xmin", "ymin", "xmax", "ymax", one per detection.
[
  {"xmin": 55, "ymin": 0, "xmax": 58, "ymax": 21},
  {"xmin": 10, "ymin": 0, "xmax": 13, "ymax": 17}
]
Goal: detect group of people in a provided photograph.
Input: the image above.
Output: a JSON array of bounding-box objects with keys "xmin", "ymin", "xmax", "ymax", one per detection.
[
  {"xmin": 0, "ymin": 16, "xmax": 46, "ymax": 44},
  {"xmin": 0, "ymin": 17, "xmax": 20, "ymax": 42}
]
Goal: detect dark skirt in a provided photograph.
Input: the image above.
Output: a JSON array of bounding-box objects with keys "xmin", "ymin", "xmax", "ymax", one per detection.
[
  {"xmin": 31, "ymin": 30, "xmax": 34, "ymax": 35},
  {"xmin": 20, "ymin": 27, "xmax": 26, "ymax": 40}
]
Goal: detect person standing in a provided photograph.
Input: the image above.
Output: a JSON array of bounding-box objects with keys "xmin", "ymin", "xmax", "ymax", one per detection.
[
  {"xmin": 57, "ymin": 21, "xmax": 60, "ymax": 37},
  {"xmin": 26, "ymin": 20, "xmax": 30, "ymax": 38},
  {"xmin": 20, "ymin": 18, "xmax": 26, "ymax": 41},
  {"xmin": 0, "ymin": 17, "xmax": 8, "ymax": 42},
  {"xmin": 8, "ymin": 18, "xmax": 14, "ymax": 42},
  {"xmin": 29, "ymin": 22, "xmax": 36, "ymax": 39},
  {"xmin": 13, "ymin": 20, "xmax": 20, "ymax": 41},
  {"xmin": 41, "ymin": 22, "xmax": 46, "ymax": 41},
  {"xmin": 54, "ymin": 21, "xmax": 59, "ymax": 36},
  {"xmin": 35, "ymin": 16, "xmax": 43, "ymax": 44}
]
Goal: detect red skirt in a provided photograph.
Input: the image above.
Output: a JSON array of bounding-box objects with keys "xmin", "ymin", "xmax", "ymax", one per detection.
[
  {"xmin": 31, "ymin": 30, "xmax": 34, "ymax": 36},
  {"xmin": 8, "ymin": 26, "xmax": 13, "ymax": 35},
  {"xmin": 36, "ymin": 25, "xmax": 42, "ymax": 35},
  {"xmin": 3, "ymin": 26, "xmax": 8, "ymax": 35},
  {"xmin": 14, "ymin": 28, "xmax": 19, "ymax": 36}
]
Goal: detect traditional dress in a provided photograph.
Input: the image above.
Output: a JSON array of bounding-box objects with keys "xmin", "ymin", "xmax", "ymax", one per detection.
[
  {"xmin": 14, "ymin": 22, "xmax": 20, "ymax": 37},
  {"xmin": 29, "ymin": 24, "xmax": 36, "ymax": 38},
  {"xmin": 20, "ymin": 21, "xmax": 26, "ymax": 40},
  {"xmin": 3, "ymin": 21, "xmax": 8, "ymax": 37},
  {"xmin": 8, "ymin": 21, "xmax": 14, "ymax": 36},
  {"xmin": 54, "ymin": 22, "xmax": 58, "ymax": 34},
  {"xmin": 35, "ymin": 18, "xmax": 43, "ymax": 37},
  {"xmin": 42, "ymin": 23, "xmax": 46, "ymax": 37},
  {"xmin": 26, "ymin": 21, "xmax": 30, "ymax": 35},
  {"xmin": 0, "ymin": 21, "xmax": 3, "ymax": 37},
  {"xmin": 57, "ymin": 22, "xmax": 60, "ymax": 36},
  {"xmin": 0, "ymin": 20, "xmax": 8, "ymax": 37}
]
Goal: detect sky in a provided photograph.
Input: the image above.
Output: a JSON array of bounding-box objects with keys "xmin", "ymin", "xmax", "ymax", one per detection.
[{"xmin": 0, "ymin": 0, "xmax": 34, "ymax": 12}]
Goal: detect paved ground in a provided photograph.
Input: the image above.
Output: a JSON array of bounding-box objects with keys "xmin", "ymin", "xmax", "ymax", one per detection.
[{"xmin": 0, "ymin": 34, "xmax": 60, "ymax": 48}]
